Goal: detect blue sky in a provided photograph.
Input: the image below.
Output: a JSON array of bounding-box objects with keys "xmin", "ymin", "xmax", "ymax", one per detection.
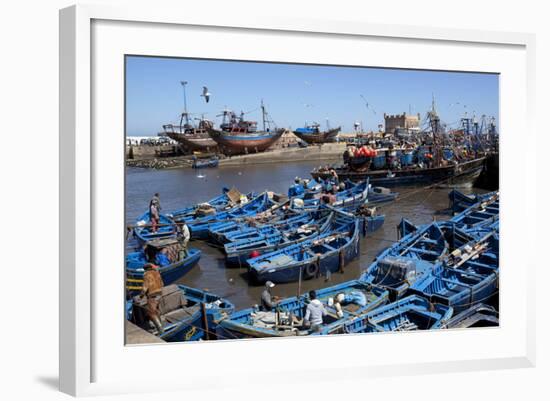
[{"xmin": 125, "ymin": 56, "xmax": 499, "ymax": 136}]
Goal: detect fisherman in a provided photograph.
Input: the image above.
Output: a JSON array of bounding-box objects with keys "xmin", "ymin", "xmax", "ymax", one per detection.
[
  {"xmin": 149, "ymin": 201, "xmax": 160, "ymax": 233},
  {"xmin": 260, "ymin": 281, "xmax": 278, "ymax": 311},
  {"xmin": 303, "ymin": 290, "xmax": 327, "ymax": 332},
  {"xmin": 329, "ymin": 169, "xmax": 339, "ymax": 185},
  {"xmin": 176, "ymin": 221, "xmax": 191, "ymax": 257},
  {"xmin": 141, "ymin": 263, "xmax": 164, "ymax": 333},
  {"xmin": 149, "ymin": 193, "xmax": 161, "ymax": 233},
  {"xmin": 151, "ymin": 193, "xmax": 161, "ymax": 212}
]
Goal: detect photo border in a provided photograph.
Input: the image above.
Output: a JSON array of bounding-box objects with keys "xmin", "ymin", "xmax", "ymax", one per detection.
[{"xmin": 59, "ymin": 4, "xmax": 536, "ymax": 396}]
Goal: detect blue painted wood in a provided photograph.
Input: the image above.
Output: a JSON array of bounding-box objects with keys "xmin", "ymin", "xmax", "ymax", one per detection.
[
  {"xmin": 332, "ymin": 295, "xmax": 453, "ymax": 334},
  {"xmin": 127, "ymin": 284, "xmax": 234, "ymax": 342},
  {"xmin": 217, "ymin": 280, "xmax": 388, "ymax": 339},
  {"xmin": 442, "ymin": 303, "xmax": 499, "ymax": 329},
  {"xmin": 186, "ymin": 192, "xmax": 275, "ymax": 239},
  {"xmin": 247, "ymin": 211, "xmax": 360, "ymax": 284},
  {"xmin": 126, "ymin": 248, "xmax": 202, "ymax": 287},
  {"xmin": 224, "ymin": 211, "xmax": 334, "ymax": 267}
]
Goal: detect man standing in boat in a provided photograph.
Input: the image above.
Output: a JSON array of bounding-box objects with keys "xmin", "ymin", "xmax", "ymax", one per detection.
[
  {"xmin": 176, "ymin": 221, "xmax": 191, "ymax": 258},
  {"xmin": 149, "ymin": 193, "xmax": 161, "ymax": 233},
  {"xmin": 141, "ymin": 263, "xmax": 164, "ymax": 333},
  {"xmin": 260, "ymin": 281, "xmax": 278, "ymax": 311},
  {"xmin": 303, "ymin": 290, "xmax": 327, "ymax": 332}
]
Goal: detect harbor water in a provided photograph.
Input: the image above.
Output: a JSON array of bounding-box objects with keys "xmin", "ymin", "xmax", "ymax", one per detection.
[{"xmin": 126, "ymin": 161, "xmax": 488, "ymax": 310}]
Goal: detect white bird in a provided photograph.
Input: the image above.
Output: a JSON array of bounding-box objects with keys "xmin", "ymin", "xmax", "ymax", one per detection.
[{"xmin": 200, "ymin": 86, "xmax": 211, "ymax": 103}]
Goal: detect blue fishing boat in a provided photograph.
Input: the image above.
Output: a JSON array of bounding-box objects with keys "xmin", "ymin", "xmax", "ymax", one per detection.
[
  {"xmin": 169, "ymin": 188, "xmax": 256, "ymax": 223},
  {"xmin": 126, "ymin": 241, "xmax": 201, "ymax": 290},
  {"xmin": 186, "ymin": 192, "xmax": 276, "ymax": 239},
  {"xmin": 363, "ymin": 214, "xmax": 385, "ymax": 234},
  {"xmin": 367, "ymin": 186, "xmax": 399, "ymax": 205},
  {"xmin": 448, "ymin": 189, "xmax": 497, "ymax": 213},
  {"xmin": 192, "ymin": 157, "xmax": 219, "ymax": 169},
  {"xmin": 301, "ymin": 179, "xmax": 370, "ymax": 211},
  {"xmin": 247, "ymin": 212, "xmax": 360, "ymax": 284},
  {"xmin": 360, "ymin": 222, "xmax": 448, "ymax": 299},
  {"xmin": 133, "ymin": 211, "xmax": 177, "ymax": 245},
  {"xmin": 215, "ymin": 210, "xmax": 320, "ymax": 246},
  {"xmin": 207, "ymin": 201, "xmax": 294, "ymax": 244},
  {"xmin": 408, "ymin": 260, "xmax": 498, "ymax": 314},
  {"xmin": 450, "ymin": 192, "xmax": 499, "ymax": 233},
  {"xmin": 224, "ymin": 211, "xmax": 334, "ymax": 267},
  {"xmin": 216, "ymin": 280, "xmax": 388, "ymax": 339},
  {"xmin": 442, "ymin": 303, "xmax": 499, "ymax": 329},
  {"xmin": 327, "ymin": 295, "xmax": 453, "ymax": 334},
  {"xmin": 128, "ymin": 284, "xmax": 234, "ymax": 342}
]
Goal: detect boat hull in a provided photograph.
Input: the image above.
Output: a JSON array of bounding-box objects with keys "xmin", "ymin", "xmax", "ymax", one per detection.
[
  {"xmin": 293, "ymin": 127, "xmax": 341, "ymax": 144},
  {"xmin": 248, "ymin": 223, "xmax": 360, "ymax": 284},
  {"xmin": 165, "ymin": 130, "xmax": 218, "ymax": 151},
  {"xmin": 207, "ymin": 128, "xmax": 285, "ymax": 155},
  {"xmin": 126, "ymin": 248, "xmax": 202, "ymax": 292},
  {"xmin": 311, "ymin": 157, "xmax": 486, "ymax": 187}
]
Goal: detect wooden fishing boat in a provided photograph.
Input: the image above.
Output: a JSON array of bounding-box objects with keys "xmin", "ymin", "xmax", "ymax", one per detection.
[
  {"xmin": 207, "ymin": 128, "xmax": 285, "ymax": 155},
  {"xmin": 367, "ymin": 186, "xmax": 399, "ymax": 205},
  {"xmin": 450, "ymin": 192, "xmax": 499, "ymax": 233},
  {"xmin": 311, "ymin": 156, "xmax": 487, "ymax": 187},
  {"xmin": 192, "ymin": 157, "xmax": 219, "ymax": 169},
  {"xmin": 360, "ymin": 222, "xmax": 448, "ymax": 300},
  {"xmin": 207, "ymin": 201, "xmax": 294, "ymax": 244},
  {"xmin": 301, "ymin": 179, "xmax": 370, "ymax": 210},
  {"xmin": 247, "ymin": 212, "xmax": 360, "ymax": 284},
  {"xmin": 128, "ymin": 284, "xmax": 234, "ymax": 342},
  {"xmin": 133, "ymin": 211, "xmax": 177, "ymax": 245},
  {"xmin": 442, "ymin": 303, "xmax": 499, "ymax": 329},
  {"xmin": 126, "ymin": 241, "xmax": 201, "ymax": 289},
  {"xmin": 448, "ymin": 189, "xmax": 497, "ymax": 214},
  {"xmin": 216, "ymin": 280, "xmax": 388, "ymax": 339},
  {"xmin": 292, "ymin": 124, "xmax": 341, "ymax": 144},
  {"xmin": 329, "ymin": 295, "xmax": 453, "ymax": 334},
  {"xmin": 207, "ymin": 103, "xmax": 284, "ymax": 155},
  {"xmin": 224, "ymin": 211, "xmax": 334, "ymax": 267},
  {"xmin": 164, "ymin": 126, "xmax": 218, "ymax": 152},
  {"xmin": 169, "ymin": 188, "xmax": 256, "ymax": 223},
  {"xmin": 186, "ymin": 192, "xmax": 276, "ymax": 239},
  {"xmin": 213, "ymin": 210, "xmax": 319, "ymax": 246},
  {"xmin": 408, "ymin": 258, "xmax": 498, "ymax": 314}
]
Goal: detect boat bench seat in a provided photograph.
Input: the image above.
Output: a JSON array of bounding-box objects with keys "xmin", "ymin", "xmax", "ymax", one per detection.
[
  {"xmin": 407, "ymin": 247, "xmax": 441, "ymax": 256},
  {"xmin": 163, "ymin": 305, "xmax": 201, "ymax": 324}
]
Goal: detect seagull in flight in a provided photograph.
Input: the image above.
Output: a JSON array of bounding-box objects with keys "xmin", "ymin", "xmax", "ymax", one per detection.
[{"xmin": 201, "ymin": 86, "xmax": 211, "ymax": 103}]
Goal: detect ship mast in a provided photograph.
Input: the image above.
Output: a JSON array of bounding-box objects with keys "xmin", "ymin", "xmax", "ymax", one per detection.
[
  {"xmin": 261, "ymin": 99, "xmax": 266, "ymax": 132},
  {"xmin": 428, "ymin": 94, "xmax": 442, "ymax": 166},
  {"xmin": 180, "ymin": 81, "xmax": 190, "ymax": 126}
]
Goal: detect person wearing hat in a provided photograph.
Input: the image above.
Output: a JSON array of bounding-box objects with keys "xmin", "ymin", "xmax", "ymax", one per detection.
[
  {"xmin": 141, "ymin": 263, "xmax": 164, "ymax": 333},
  {"xmin": 176, "ymin": 221, "xmax": 190, "ymax": 258},
  {"xmin": 260, "ymin": 281, "xmax": 278, "ymax": 311}
]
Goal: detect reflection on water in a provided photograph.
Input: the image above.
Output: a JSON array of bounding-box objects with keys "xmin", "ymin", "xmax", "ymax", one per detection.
[{"xmin": 126, "ymin": 162, "xmax": 485, "ymax": 310}]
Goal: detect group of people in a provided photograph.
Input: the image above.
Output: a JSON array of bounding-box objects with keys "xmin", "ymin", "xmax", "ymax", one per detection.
[
  {"xmin": 136, "ymin": 193, "xmax": 193, "ymax": 333},
  {"xmin": 260, "ymin": 282, "xmax": 329, "ymax": 332}
]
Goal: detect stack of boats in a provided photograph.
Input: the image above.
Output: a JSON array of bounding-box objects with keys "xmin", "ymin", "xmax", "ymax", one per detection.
[{"xmin": 126, "ymin": 181, "xmax": 499, "ymax": 342}]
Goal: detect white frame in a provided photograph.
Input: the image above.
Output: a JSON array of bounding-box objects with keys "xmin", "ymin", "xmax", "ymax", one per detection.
[{"xmin": 59, "ymin": 4, "xmax": 536, "ymax": 397}]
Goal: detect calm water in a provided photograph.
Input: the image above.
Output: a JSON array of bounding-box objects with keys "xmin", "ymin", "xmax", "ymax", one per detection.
[{"xmin": 126, "ymin": 162, "xmax": 486, "ymax": 310}]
